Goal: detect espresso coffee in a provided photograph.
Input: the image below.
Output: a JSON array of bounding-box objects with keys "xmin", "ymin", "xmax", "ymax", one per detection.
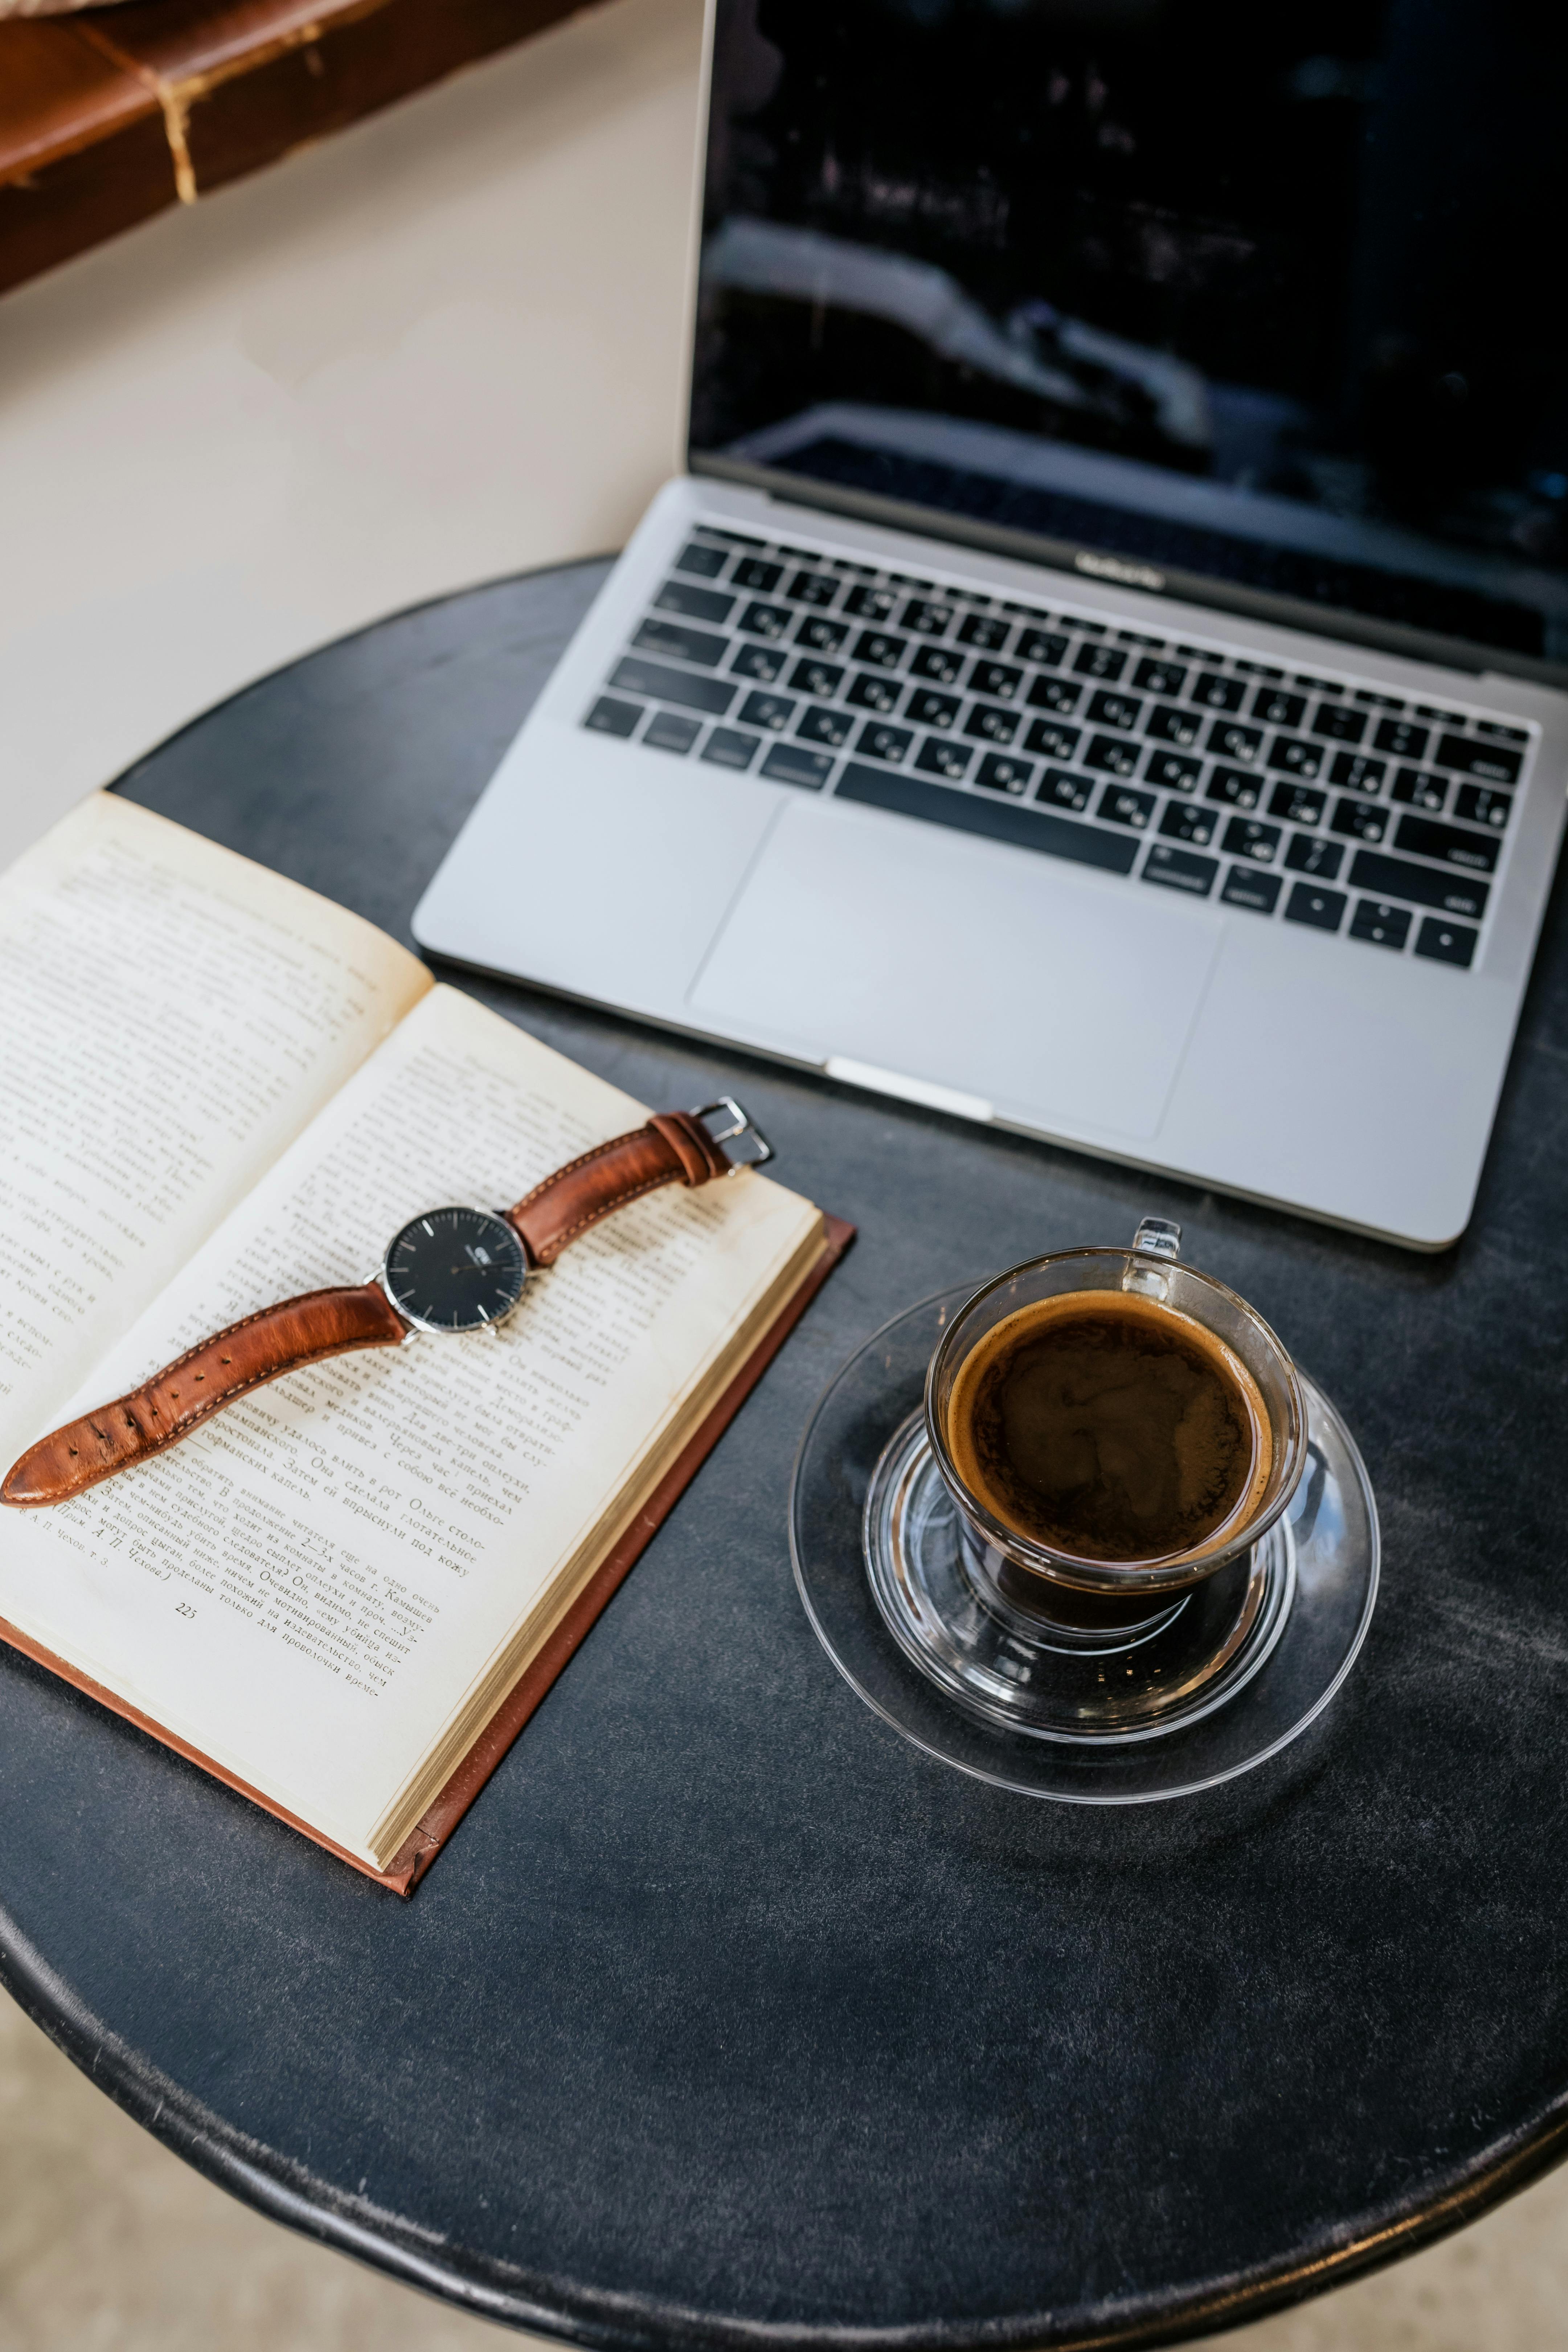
[{"xmin": 945, "ymin": 1291, "xmax": 1271, "ymax": 1563}]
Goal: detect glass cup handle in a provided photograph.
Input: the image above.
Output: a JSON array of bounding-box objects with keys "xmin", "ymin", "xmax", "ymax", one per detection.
[{"xmin": 1125, "ymin": 1215, "xmax": 1182, "ymax": 1299}]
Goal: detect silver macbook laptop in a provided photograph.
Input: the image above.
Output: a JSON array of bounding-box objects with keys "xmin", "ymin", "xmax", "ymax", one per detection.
[{"xmin": 415, "ymin": 0, "xmax": 1568, "ymax": 1249}]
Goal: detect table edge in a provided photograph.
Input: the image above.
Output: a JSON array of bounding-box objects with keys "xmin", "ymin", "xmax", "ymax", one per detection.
[{"xmin": 5, "ymin": 1858, "xmax": 1568, "ymax": 2348}]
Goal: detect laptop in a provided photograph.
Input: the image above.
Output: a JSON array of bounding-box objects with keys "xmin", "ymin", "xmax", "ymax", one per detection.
[{"xmin": 414, "ymin": 0, "xmax": 1568, "ymax": 1250}]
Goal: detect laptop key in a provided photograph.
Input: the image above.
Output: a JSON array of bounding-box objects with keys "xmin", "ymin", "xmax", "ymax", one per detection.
[
  {"xmin": 730, "ymin": 641, "xmax": 787, "ymax": 683},
  {"xmin": 958, "ymin": 613, "xmax": 1011, "ymax": 650},
  {"xmin": 1224, "ymin": 817, "xmax": 1281, "ymax": 863},
  {"xmin": 788, "ymin": 570, "xmax": 838, "ymax": 606},
  {"xmin": 585, "ymin": 694, "xmax": 643, "ymax": 738},
  {"xmin": 1350, "ymin": 898, "xmax": 1411, "ymax": 950},
  {"xmin": 788, "ymin": 658, "xmax": 844, "ymax": 698},
  {"xmin": 1455, "ymin": 784, "xmax": 1512, "ymax": 830},
  {"xmin": 1267, "ymin": 735, "xmax": 1325, "ymax": 778},
  {"xmin": 1074, "ymin": 642, "xmax": 1128, "ymax": 680},
  {"xmin": 1208, "ymin": 721, "xmax": 1263, "ymax": 766},
  {"xmin": 1098, "ymin": 784, "xmax": 1156, "ymax": 830},
  {"xmin": 1146, "ymin": 703, "xmax": 1201, "ymax": 747},
  {"xmin": 738, "ymin": 692, "xmax": 795, "ymax": 732},
  {"xmin": 732, "ymin": 557, "xmax": 783, "ymax": 591},
  {"xmin": 857, "ymin": 721, "xmax": 914, "ymax": 764},
  {"xmin": 971, "ymin": 660, "xmax": 1024, "ymax": 701},
  {"xmin": 1017, "ymin": 627, "xmax": 1069, "ymax": 667},
  {"xmin": 1414, "ymin": 915, "xmax": 1478, "ymax": 967},
  {"xmin": 1375, "ymin": 718, "xmax": 1429, "ymax": 760},
  {"xmin": 1285, "ymin": 833, "xmax": 1343, "ymax": 879},
  {"xmin": 702, "ymin": 728, "xmax": 761, "ymax": 770},
  {"xmin": 836, "ymin": 761, "xmax": 1138, "ymax": 872},
  {"xmin": 1085, "ymin": 733, "xmax": 1140, "ymax": 777},
  {"xmin": 738, "ymin": 601, "xmax": 792, "ymax": 639},
  {"xmin": 674, "ymin": 540, "xmax": 729, "ymax": 578},
  {"xmin": 1027, "ymin": 674, "xmax": 1082, "ymax": 714},
  {"xmin": 1143, "ymin": 844, "xmax": 1218, "ymax": 897},
  {"xmin": 1145, "ymin": 750, "xmax": 1201, "ymax": 793},
  {"xmin": 901, "ymin": 598, "xmax": 954, "ymax": 635},
  {"xmin": 1189, "ymin": 674, "xmax": 1245, "ymax": 712},
  {"xmin": 1036, "ymin": 768, "xmax": 1093, "ymax": 813},
  {"xmin": 854, "ymin": 629, "xmax": 908, "ymax": 669},
  {"xmin": 653, "ymin": 580, "xmax": 735, "ymax": 625},
  {"xmin": 610, "ymin": 658, "xmax": 735, "ymax": 716},
  {"xmin": 761, "ymin": 742, "xmax": 832, "ymax": 790},
  {"xmin": 797, "ymin": 705, "xmax": 853, "ymax": 748},
  {"xmin": 843, "ymin": 583, "xmax": 897, "ymax": 620},
  {"xmin": 1329, "ymin": 752, "xmax": 1386, "ymax": 794},
  {"xmin": 1391, "ymin": 768, "xmax": 1448, "ymax": 811},
  {"xmin": 1393, "ymin": 813, "xmax": 1498, "ymax": 873},
  {"xmin": 1160, "ymin": 801, "xmax": 1216, "ymax": 845},
  {"xmin": 1088, "ymin": 690, "xmax": 1142, "ymax": 731},
  {"xmin": 1253, "ymin": 687, "xmax": 1306, "ymax": 728},
  {"xmin": 966, "ymin": 703, "xmax": 1021, "ymax": 744},
  {"xmin": 632, "ymin": 618, "xmax": 728, "ymax": 667},
  {"xmin": 1347, "ymin": 850, "xmax": 1489, "ymax": 920},
  {"xmin": 1025, "ymin": 719, "xmax": 1082, "ymax": 761},
  {"xmin": 1331, "ymin": 797, "xmax": 1388, "ymax": 843},
  {"xmin": 908, "ymin": 689, "xmax": 962, "ymax": 729},
  {"xmin": 1284, "ymin": 882, "xmax": 1347, "ymax": 932},
  {"xmin": 1206, "ymin": 766, "xmax": 1262, "ymax": 809},
  {"xmin": 643, "ymin": 709, "xmax": 702, "ymax": 754},
  {"xmin": 796, "ymin": 615, "xmax": 849, "ymax": 653},
  {"xmin": 1134, "ymin": 658, "xmax": 1187, "ymax": 696},
  {"xmin": 916, "ymin": 737, "xmax": 972, "ymax": 780},
  {"xmin": 1312, "ymin": 704, "xmax": 1367, "ymax": 743},
  {"xmin": 1269, "ymin": 781, "xmax": 1326, "ymax": 825},
  {"xmin": 912, "ymin": 644, "xmax": 964, "ymax": 686},
  {"xmin": 847, "ymin": 672, "xmax": 901, "ymax": 713},
  {"xmin": 1435, "ymin": 734, "xmax": 1522, "ymax": 784},
  {"xmin": 974, "ymin": 753, "xmax": 1035, "ymax": 796},
  {"xmin": 1221, "ymin": 867, "xmax": 1282, "ymax": 913}
]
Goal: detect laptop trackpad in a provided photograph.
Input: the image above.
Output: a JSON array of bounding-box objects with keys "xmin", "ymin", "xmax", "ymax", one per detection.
[{"xmin": 688, "ymin": 799, "xmax": 1219, "ymax": 1140}]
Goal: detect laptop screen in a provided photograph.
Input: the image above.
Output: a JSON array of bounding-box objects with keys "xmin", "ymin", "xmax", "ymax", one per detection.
[{"xmin": 690, "ymin": 0, "xmax": 1568, "ymax": 672}]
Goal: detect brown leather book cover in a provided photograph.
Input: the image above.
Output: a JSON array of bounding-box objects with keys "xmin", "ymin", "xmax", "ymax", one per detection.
[{"xmin": 0, "ymin": 1214, "xmax": 855, "ymax": 1894}]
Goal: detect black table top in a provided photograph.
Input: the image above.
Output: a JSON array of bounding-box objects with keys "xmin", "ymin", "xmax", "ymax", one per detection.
[{"xmin": 3, "ymin": 559, "xmax": 1567, "ymax": 2352}]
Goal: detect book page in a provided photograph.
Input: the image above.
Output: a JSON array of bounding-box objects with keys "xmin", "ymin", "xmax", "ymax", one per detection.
[
  {"xmin": 0, "ymin": 794, "xmax": 431, "ymax": 1460},
  {"xmin": 0, "ymin": 987, "xmax": 821, "ymax": 1866}
]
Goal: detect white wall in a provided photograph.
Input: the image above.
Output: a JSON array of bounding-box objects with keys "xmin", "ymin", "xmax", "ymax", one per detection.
[{"xmin": 0, "ymin": 0, "xmax": 705, "ymax": 871}]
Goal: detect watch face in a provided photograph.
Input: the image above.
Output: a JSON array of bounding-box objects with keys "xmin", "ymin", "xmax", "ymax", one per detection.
[{"xmin": 382, "ymin": 1207, "xmax": 528, "ymax": 1333}]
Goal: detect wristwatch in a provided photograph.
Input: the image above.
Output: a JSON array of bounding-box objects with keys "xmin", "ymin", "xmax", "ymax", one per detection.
[{"xmin": 2, "ymin": 1098, "xmax": 771, "ymax": 1510}]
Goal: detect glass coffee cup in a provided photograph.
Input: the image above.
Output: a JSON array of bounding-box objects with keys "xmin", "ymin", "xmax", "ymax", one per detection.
[{"xmin": 924, "ymin": 1219, "xmax": 1307, "ymax": 1652}]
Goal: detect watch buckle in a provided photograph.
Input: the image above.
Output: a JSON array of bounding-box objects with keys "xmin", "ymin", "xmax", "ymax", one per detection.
[{"xmin": 691, "ymin": 1096, "xmax": 774, "ymax": 1173}]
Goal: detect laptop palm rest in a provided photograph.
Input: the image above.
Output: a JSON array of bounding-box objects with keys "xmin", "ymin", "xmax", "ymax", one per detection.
[{"xmin": 688, "ymin": 799, "xmax": 1219, "ymax": 1140}]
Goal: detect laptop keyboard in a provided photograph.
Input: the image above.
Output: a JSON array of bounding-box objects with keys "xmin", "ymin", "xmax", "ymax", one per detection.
[{"xmin": 582, "ymin": 524, "xmax": 1536, "ymax": 974}]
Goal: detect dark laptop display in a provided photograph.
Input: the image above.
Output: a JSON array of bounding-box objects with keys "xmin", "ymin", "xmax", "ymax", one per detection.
[{"xmin": 691, "ymin": 0, "xmax": 1568, "ymax": 671}]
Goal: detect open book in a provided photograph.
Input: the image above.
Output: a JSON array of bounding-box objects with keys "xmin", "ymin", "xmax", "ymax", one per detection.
[{"xmin": 0, "ymin": 795, "xmax": 845, "ymax": 1889}]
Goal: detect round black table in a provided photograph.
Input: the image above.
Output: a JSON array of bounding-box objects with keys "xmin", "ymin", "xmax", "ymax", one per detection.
[{"xmin": 3, "ymin": 560, "xmax": 1567, "ymax": 2351}]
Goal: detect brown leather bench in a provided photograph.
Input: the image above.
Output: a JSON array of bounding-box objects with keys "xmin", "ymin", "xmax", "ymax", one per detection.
[{"xmin": 0, "ymin": 0, "xmax": 588, "ymax": 299}]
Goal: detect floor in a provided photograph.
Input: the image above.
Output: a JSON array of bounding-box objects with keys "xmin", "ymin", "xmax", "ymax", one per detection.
[
  {"xmin": 4, "ymin": 1985, "xmax": 1568, "ymax": 2351},
  {"xmin": 3, "ymin": 0, "xmax": 1568, "ymax": 2342},
  {"xmin": 0, "ymin": 0, "xmax": 705, "ymax": 874}
]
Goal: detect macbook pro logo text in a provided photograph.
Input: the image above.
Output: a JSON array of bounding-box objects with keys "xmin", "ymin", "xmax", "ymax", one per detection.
[{"xmin": 1074, "ymin": 551, "xmax": 1166, "ymax": 592}]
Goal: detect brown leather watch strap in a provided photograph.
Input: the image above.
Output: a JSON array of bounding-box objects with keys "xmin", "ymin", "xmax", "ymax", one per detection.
[
  {"xmin": 1, "ymin": 1285, "xmax": 407, "ymax": 1509},
  {"xmin": 504, "ymin": 1110, "xmax": 733, "ymax": 1267}
]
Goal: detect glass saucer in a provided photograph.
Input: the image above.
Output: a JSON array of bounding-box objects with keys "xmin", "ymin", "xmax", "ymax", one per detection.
[{"xmin": 789, "ymin": 1288, "xmax": 1379, "ymax": 1804}]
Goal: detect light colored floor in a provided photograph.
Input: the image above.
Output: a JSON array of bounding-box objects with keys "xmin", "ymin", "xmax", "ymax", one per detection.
[
  {"xmin": 0, "ymin": 0, "xmax": 706, "ymax": 874},
  {"xmin": 3, "ymin": 1, "xmax": 1567, "ymax": 2343},
  {"xmin": 4, "ymin": 1987, "xmax": 1568, "ymax": 2351}
]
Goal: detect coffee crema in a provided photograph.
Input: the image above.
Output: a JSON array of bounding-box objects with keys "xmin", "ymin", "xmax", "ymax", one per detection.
[{"xmin": 943, "ymin": 1290, "xmax": 1272, "ymax": 1564}]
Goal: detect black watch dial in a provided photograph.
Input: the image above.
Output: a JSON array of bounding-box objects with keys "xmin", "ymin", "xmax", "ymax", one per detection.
[{"xmin": 382, "ymin": 1207, "xmax": 528, "ymax": 1333}]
